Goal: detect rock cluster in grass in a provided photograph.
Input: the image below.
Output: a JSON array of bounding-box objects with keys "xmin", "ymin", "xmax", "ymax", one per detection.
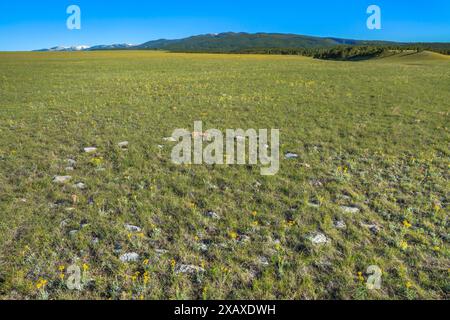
[{"xmin": 308, "ymin": 232, "xmax": 329, "ymax": 245}]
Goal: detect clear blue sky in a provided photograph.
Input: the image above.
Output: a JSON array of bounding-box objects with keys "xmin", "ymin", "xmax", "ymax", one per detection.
[{"xmin": 0, "ymin": 0, "xmax": 449, "ymax": 51}]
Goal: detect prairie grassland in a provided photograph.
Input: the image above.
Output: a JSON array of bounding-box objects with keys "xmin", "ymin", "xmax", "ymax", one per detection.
[{"xmin": 0, "ymin": 51, "xmax": 448, "ymax": 299}]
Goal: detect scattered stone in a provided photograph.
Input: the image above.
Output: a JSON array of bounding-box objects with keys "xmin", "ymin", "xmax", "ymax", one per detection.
[
  {"xmin": 53, "ymin": 176, "xmax": 72, "ymax": 184},
  {"xmin": 205, "ymin": 211, "xmax": 220, "ymax": 220},
  {"xmin": 308, "ymin": 202, "xmax": 320, "ymax": 208},
  {"xmin": 84, "ymin": 147, "xmax": 97, "ymax": 153},
  {"xmin": 69, "ymin": 230, "xmax": 78, "ymax": 237},
  {"xmin": 114, "ymin": 243, "xmax": 122, "ymax": 253},
  {"xmin": 198, "ymin": 243, "xmax": 208, "ymax": 252},
  {"xmin": 237, "ymin": 235, "xmax": 251, "ymax": 243},
  {"xmin": 65, "ymin": 167, "xmax": 74, "ymax": 171},
  {"xmin": 155, "ymin": 249, "xmax": 168, "ymax": 255},
  {"xmin": 67, "ymin": 159, "xmax": 77, "ymax": 166},
  {"xmin": 157, "ymin": 144, "xmax": 164, "ymax": 149},
  {"xmin": 308, "ymin": 232, "xmax": 329, "ymax": 245},
  {"xmin": 334, "ymin": 220, "xmax": 347, "ymax": 229},
  {"xmin": 80, "ymin": 220, "xmax": 90, "ymax": 228},
  {"xmin": 285, "ymin": 152, "xmax": 299, "ymax": 159},
  {"xmin": 118, "ymin": 141, "xmax": 129, "ymax": 148},
  {"xmin": 258, "ymin": 256, "xmax": 270, "ymax": 267},
  {"xmin": 340, "ymin": 206, "xmax": 360, "ymax": 214},
  {"xmin": 73, "ymin": 182, "xmax": 87, "ymax": 190},
  {"xmin": 120, "ymin": 252, "xmax": 140, "ymax": 263},
  {"xmin": 91, "ymin": 237, "xmax": 99, "ymax": 245},
  {"xmin": 175, "ymin": 264, "xmax": 206, "ymax": 275},
  {"xmin": 361, "ymin": 223, "xmax": 380, "ymax": 234},
  {"xmin": 310, "ymin": 179, "xmax": 323, "ymax": 187},
  {"xmin": 163, "ymin": 137, "xmax": 177, "ymax": 142},
  {"xmin": 60, "ymin": 219, "xmax": 70, "ymax": 228},
  {"xmin": 124, "ymin": 224, "xmax": 142, "ymax": 232}
]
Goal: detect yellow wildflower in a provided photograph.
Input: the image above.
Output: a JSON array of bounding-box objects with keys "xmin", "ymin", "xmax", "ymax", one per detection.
[
  {"xmin": 433, "ymin": 203, "xmax": 441, "ymax": 212},
  {"xmin": 58, "ymin": 265, "xmax": 65, "ymax": 272},
  {"xmin": 36, "ymin": 278, "xmax": 48, "ymax": 290},
  {"xmin": 400, "ymin": 241, "xmax": 408, "ymax": 251},
  {"xmin": 131, "ymin": 271, "xmax": 140, "ymax": 282},
  {"xmin": 229, "ymin": 231, "xmax": 238, "ymax": 240},
  {"xmin": 402, "ymin": 220, "xmax": 412, "ymax": 228},
  {"xmin": 143, "ymin": 259, "xmax": 150, "ymax": 266},
  {"xmin": 357, "ymin": 272, "xmax": 364, "ymax": 282},
  {"xmin": 187, "ymin": 202, "xmax": 196, "ymax": 209},
  {"xmin": 406, "ymin": 281, "xmax": 412, "ymax": 289},
  {"xmin": 90, "ymin": 157, "xmax": 103, "ymax": 167},
  {"xmin": 82, "ymin": 263, "xmax": 89, "ymax": 272}
]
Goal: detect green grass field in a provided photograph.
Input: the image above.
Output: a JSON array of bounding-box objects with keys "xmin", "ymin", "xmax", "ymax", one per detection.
[{"xmin": 0, "ymin": 51, "xmax": 448, "ymax": 300}]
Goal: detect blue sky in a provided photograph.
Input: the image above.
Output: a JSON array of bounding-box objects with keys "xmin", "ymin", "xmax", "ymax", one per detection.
[{"xmin": 0, "ymin": 0, "xmax": 449, "ymax": 51}]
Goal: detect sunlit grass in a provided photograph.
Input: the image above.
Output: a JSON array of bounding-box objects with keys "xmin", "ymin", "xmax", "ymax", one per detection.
[{"xmin": 0, "ymin": 51, "xmax": 448, "ymax": 300}]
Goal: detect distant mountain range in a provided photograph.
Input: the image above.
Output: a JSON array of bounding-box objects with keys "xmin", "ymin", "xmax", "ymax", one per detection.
[
  {"xmin": 35, "ymin": 44, "xmax": 134, "ymax": 52},
  {"xmin": 35, "ymin": 32, "xmax": 450, "ymax": 54}
]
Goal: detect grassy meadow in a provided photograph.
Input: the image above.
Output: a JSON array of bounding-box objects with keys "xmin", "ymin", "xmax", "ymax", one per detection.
[{"xmin": 0, "ymin": 50, "xmax": 449, "ymax": 299}]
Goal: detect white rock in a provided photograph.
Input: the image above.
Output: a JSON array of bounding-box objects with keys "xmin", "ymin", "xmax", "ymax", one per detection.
[
  {"xmin": 334, "ymin": 220, "xmax": 347, "ymax": 229},
  {"xmin": 308, "ymin": 232, "xmax": 329, "ymax": 245},
  {"xmin": 53, "ymin": 176, "xmax": 72, "ymax": 184},
  {"xmin": 118, "ymin": 141, "xmax": 129, "ymax": 148},
  {"xmin": 198, "ymin": 243, "xmax": 208, "ymax": 252},
  {"xmin": 60, "ymin": 219, "xmax": 70, "ymax": 227},
  {"xmin": 361, "ymin": 223, "xmax": 380, "ymax": 234},
  {"xmin": 155, "ymin": 249, "xmax": 168, "ymax": 255},
  {"xmin": 67, "ymin": 159, "xmax": 77, "ymax": 166},
  {"xmin": 73, "ymin": 182, "xmax": 87, "ymax": 190},
  {"xmin": 175, "ymin": 264, "xmax": 206, "ymax": 274},
  {"xmin": 258, "ymin": 256, "xmax": 270, "ymax": 267},
  {"xmin": 84, "ymin": 147, "xmax": 97, "ymax": 153},
  {"xmin": 119, "ymin": 252, "xmax": 140, "ymax": 263},
  {"xmin": 65, "ymin": 167, "xmax": 74, "ymax": 171},
  {"xmin": 69, "ymin": 230, "xmax": 78, "ymax": 237},
  {"xmin": 308, "ymin": 202, "xmax": 320, "ymax": 208},
  {"xmin": 205, "ymin": 211, "xmax": 220, "ymax": 220},
  {"xmin": 285, "ymin": 152, "xmax": 299, "ymax": 159},
  {"xmin": 238, "ymin": 235, "xmax": 251, "ymax": 243},
  {"xmin": 340, "ymin": 206, "xmax": 360, "ymax": 214},
  {"xmin": 124, "ymin": 224, "xmax": 142, "ymax": 232},
  {"xmin": 163, "ymin": 137, "xmax": 177, "ymax": 142}
]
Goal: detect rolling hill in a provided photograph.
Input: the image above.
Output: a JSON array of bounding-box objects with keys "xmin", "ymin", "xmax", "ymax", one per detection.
[{"xmin": 35, "ymin": 32, "xmax": 450, "ymax": 56}]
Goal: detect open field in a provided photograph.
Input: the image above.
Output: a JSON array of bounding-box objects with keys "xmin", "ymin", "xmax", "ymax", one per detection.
[{"xmin": 0, "ymin": 51, "xmax": 449, "ymax": 300}]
